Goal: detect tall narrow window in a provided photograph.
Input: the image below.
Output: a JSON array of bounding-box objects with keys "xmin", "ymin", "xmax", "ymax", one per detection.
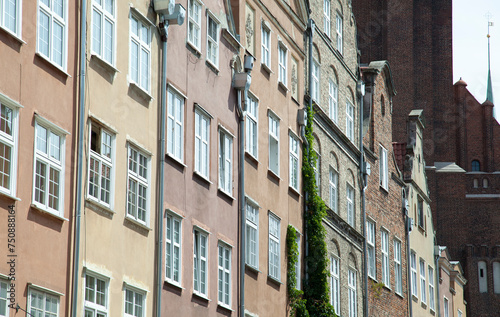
[
  {"xmin": 381, "ymin": 230, "xmax": 390, "ymax": 286},
  {"xmin": 194, "ymin": 108, "xmax": 210, "ymax": 179},
  {"xmin": 329, "ymin": 168, "xmax": 338, "ymax": 213},
  {"xmin": 219, "ymin": 128, "xmax": 233, "ymax": 195},
  {"xmin": 124, "ymin": 288, "xmax": 145, "ymax": 317},
  {"xmin": 207, "ymin": 14, "xmax": 219, "ymax": 67},
  {"xmin": 187, "ymin": 0, "xmax": 202, "ymax": 50},
  {"xmin": 129, "ymin": 14, "xmax": 151, "ymax": 92},
  {"xmin": 33, "ymin": 121, "xmax": 65, "ymax": 215},
  {"xmin": 329, "ymin": 79, "xmax": 338, "ymax": 122},
  {"xmin": 246, "ymin": 95, "xmax": 258, "ymax": 158},
  {"xmin": 1, "ymin": 0, "xmax": 21, "ymax": 36},
  {"xmin": 88, "ymin": 124, "xmax": 113, "ymax": 207},
  {"xmin": 330, "ymin": 256, "xmax": 340, "ymax": 313},
  {"xmin": 0, "ymin": 278, "xmax": 9, "ymax": 317},
  {"xmin": 443, "ymin": 297, "xmax": 449, "ymax": 317},
  {"xmin": 268, "ymin": 113, "xmax": 280, "ymax": 175},
  {"xmin": 419, "ymin": 259, "xmax": 426, "ymax": 303},
  {"xmin": 167, "ymin": 88, "xmax": 184, "ymax": 162},
  {"xmin": 348, "ymin": 269, "xmax": 357, "ymax": 317},
  {"xmin": 314, "ymin": 151, "xmax": 320, "ymax": 189},
  {"xmin": 428, "ymin": 266, "xmax": 435, "ymax": 310},
  {"xmin": 346, "ymin": 100, "xmax": 354, "ymax": 141},
  {"xmin": 336, "ymin": 14, "xmax": 343, "ymax": 54},
  {"xmin": 29, "ymin": 288, "xmax": 59, "ymax": 317},
  {"xmin": 85, "ymin": 273, "xmax": 109, "ymax": 317},
  {"xmin": 379, "ymin": 145, "xmax": 388, "ymax": 190},
  {"xmin": 278, "ymin": 44, "xmax": 287, "ymax": 85},
  {"xmin": 268, "ymin": 213, "xmax": 280, "ymax": 281},
  {"xmin": 478, "ymin": 261, "xmax": 487, "ymax": 293},
  {"xmin": 0, "ymin": 101, "xmax": 18, "ymax": 196},
  {"xmin": 127, "ymin": 146, "xmax": 150, "ymax": 224},
  {"xmin": 261, "ymin": 24, "xmax": 271, "ymax": 67},
  {"xmin": 218, "ymin": 243, "xmax": 231, "ymax": 307},
  {"xmin": 289, "ymin": 133, "xmax": 299, "ymax": 191},
  {"xmin": 411, "ymin": 251, "xmax": 417, "ymax": 297},
  {"xmin": 366, "ymin": 220, "xmax": 375, "ymax": 278},
  {"xmin": 394, "ymin": 240, "xmax": 403, "ymax": 294},
  {"xmin": 92, "ymin": 0, "xmax": 115, "ymax": 65},
  {"xmin": 323, "ymin": 0, "xmax": 330, "ymax": 37},
  {"xmin": 347, "ymin": 183, "xmax": 354, "ymax": 226},
  {"xmin": 38, "ymin": 0, "xmax": 67, "ymax": 69},
  {"xmin": 193, "ymin": 229, "xmax": 208, "ymax": 297},
  {"xmin": 417, "ymin": 197, "xmax": 424, "ymax": 229},
  {"xmin": 165, "ymin": 213, "xmax": 182, "ymax": 285},
  {"xmin": 494, "ymin": 262, "xmax": 500, "ymax": 294},
  {"xmin": 312, "ymin": 60, "xmax": 320, "ymax": 102},
  {"xmin": 245, "ymin": 202, "xmax": 259, "ymax": 269}
]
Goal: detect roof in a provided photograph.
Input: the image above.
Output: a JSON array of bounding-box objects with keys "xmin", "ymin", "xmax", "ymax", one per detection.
[{"xmin": 434, "ymin": 162, "xmax": 466, "ymax": 173}]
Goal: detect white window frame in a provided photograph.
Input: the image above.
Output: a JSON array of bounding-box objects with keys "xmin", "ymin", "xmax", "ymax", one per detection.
[
  {"xmin": 381, "ymin": 230, "xmax": 390, "ymax": 286},
  {"xmin": 91, "ymin": 0, "xmax": 116, "ymax": 66},
  {"xmin": 261, "ymin": 23, "xmax": 271, "ymax": 68},
  {"xmin": 129, "ymin": 12, "xmax": 151, "ymax": 92},
  {"xmin": 187, "ymin": 0, "xmax": 202, "ymax": 50},
  {"xmin": 124, "ymin": 287, "xmax": 145, "ymax": 317},
  {"xmin": 0, "ymin": 277, "xmax": 10, "ymax": 317},
  {"xmin": 245, "ymin": 201, "xmax": 259, "ymax": 269},
  {"xmin": 268, "ymin": 213, "xmax": 280, "ymax": 281},
  {"xmin": 330, "ymin": 256, "xmax": 340, "ymax": 314},
  {"xmin": 479, "ymin": 261, "xmax": 487, "ymax": 293},
  {"xmin": 443, "ymin": 297, "xmax": 449, "ymax": 317},
  {"xmin": 268, "ymin": 112, "xmax": 280, "ymax": 176},
  {"xmin": 33, "ymin": 120, "xmax": 66, "ymax": 216},
  {"xmin": 0, "ymin": 0, "xmax": 22, "ymax": 38},
  {"xmin": 346, "ymin": 100, "xmax": 354, "ymax": 141},
  {"xmin": 194, "ymin": 107, "xmax": 210, "ymax": 179},
  {"xmin": 167, "ymin": 87, "xmax": 185, "ymax": 162},
  {"xmin": 289, "ymin": 133, "xmax": 299, "ymax": 191},
  {"xmin": 394, "ymin": 239, "xmax": 403, "ymax": 295},
  {"xmin": 37, "ymin": 0, "xmax": 68, "ymax": 70},
  {"xmin": 458, "ymin": 309, "xmax": 463, "ymax": 317},
  {"xmin": 165, "ymin": 212, "xmax": 182, "ymax": 286},
  {"xmin": 323, "ymin": 0, "xmax": 330, "ymax": 37},
  {"xmin": 246, "ymin": 94, "xmax": 258, "ymax": 159},
  {"xmin": 278, "ymin": 43, "xmax": 287, "ymax": 86},
  {"xmin": 336, "ymin": 13, "xmax": 343, "ymax": 54},
  {"xmin": 28, "ymin": 288, "xmax": 60, "ymax": 317},
  {"xmin": 379, "ymin": 145, "xmax": 388, "ymax": 190},
  {"xmin": 85, "ymin": 272, "xmax": 109, "ymax": 317},
  {"xmin": 410, "ymin": 251, "xmax": 418, "ymax": 297},
  {"xmin": 87, "ymin": 123, "xmax": 114, "ymax": 208},
  {"xmin": 348, "ymin": 268, "xmax": 357, "ymax": 317},
  {"xmin": 218, "ymin": 127, "xmax": 233, "ymax": 195},
  {"xmin": 312, "ymin": 60, "xmax": 320, "ymax": 102},
  {"xmin": 218, "ymin": 242, "xmax": 232, "ymax": 308},
  {"xmin": 428, "ymin": 265, "xmax": 435, "ymax": 311},
  {"xmin": 347, "ymin": 183, "xmax": 354, "ymax": 226},
  {"xmin": 193, "ymin": 228, "xmax": 208, "ymax": 297},
  {"xmin": 0, "ymin": 99, "xmax": 19, "ymax": 197},
  {"xmin": 329, "ymin": 167, "xmax": 338, "ymax": 213},
  {"xmin": 419, "ymin": 260, "xmax": 426, "ymax": 302},
  {"xmin": 126, "ymin": 145, "xmax": 150, "ymax": 225},
  {"xmin": 366, "ymin": 220, "xmax": 375, "ymax": 279},
  {"xmin": 206, "ymin": 12, "xmax": 219, "ymax": 68},
  {"xmin": 329, "ymin": 79, "xmax": 338, "ymax": 123},
  {"xmin": 493, "ymin": 261, "xmax": 500, "ymax": 294}
]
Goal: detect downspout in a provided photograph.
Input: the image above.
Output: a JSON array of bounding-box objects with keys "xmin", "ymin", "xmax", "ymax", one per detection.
[
  {"xmin": 435, "ymin": 245, "xmax": 441, "ymax": 317},
  {"xmin": 404, "ymin": 187, "xmax": 413, "ymax": 317},
  {"xmin": 71, "ymin": 0, "xmax": 86, "ymax": 315}
]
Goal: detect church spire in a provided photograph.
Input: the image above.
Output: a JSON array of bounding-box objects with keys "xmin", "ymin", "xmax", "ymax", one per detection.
[{"xmin": 486, "ymin": 14, "xmax": 494, "ymax": 105}]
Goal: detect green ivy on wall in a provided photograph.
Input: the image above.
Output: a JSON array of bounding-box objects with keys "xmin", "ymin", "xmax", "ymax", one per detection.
[{"xmin": 287, "ymin": 225, "xmax": 308, "ymax": 317}]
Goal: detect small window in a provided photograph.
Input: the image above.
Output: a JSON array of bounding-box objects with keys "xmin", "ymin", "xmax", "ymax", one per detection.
[
  {"xmin": 478, "ymin": 261, "xmax": 488, "ymax": 293},
  {"xmin": 420, "ymin": 258, "xmax": 426, "ymax": 304},
  {"xmin": 330, "ymin": 256, "xmax": 340, "ymax": 313},
  {"xmin": 295, "ymin": 233, "xmax": 301, "ymax": 290},
  {"xmin": 323, "ymin": 0, "xmax": 331, "ymax": 37},
  {"xmin": 348, "ymin": 269, "xmax": 357, "ymax": 317},
  {"xmin": 329, "ymin": 78, "xmax": 338, "ymax": 123},
  {"xmin": 289, "ymin": 133, "xmax": 299, "ymax": 191},
  {"xmin": 268, "ymin": 213, "xmax": 281, "ymax": 281},
  {"xmin": 246, "ymin": 95, "xmax": 258, "ymax": 158},
  {"xmin": 278, "ymin": 44, "xmax": 287, "ymax": 86},
  {"xmin": 28, "ymin": 288, "xmax": 60, "ymax": 317},
  {"xmin": 1, "ymin": 0, "xmax": 22, "ymax": 37},
  {"xmin": 92, "ymin": 0, "xmax": 116, "ymax": 65},
  {"xmin": 194, "ymin": 108, "xmax": 210, "ymax": 178},
  {"xmin": 443, "ymin": 297, "xmax": 449, "ymax": 317},
  {"xmin": 381, "ymin": 230, "xmax": 390, "ymax": 286},
  {"xmin": 206, "ymin": 13, "xmax": 219, "ymax": 67},
  {"xmin": 219, "ymin": 128, "xmax": 233, "ymax": 195},
  {"xmin": 313, "ymin": 151, "xmax": 320, "ymax": 190},
  {"xmin": 187, "ymin": 0, "xmax": 202, "ymax": 50},
  {"xmin": 473, "ymin": 178, "xmax": 479, "ymax": 188},
  {"xmin": 428, "ymin": 266, "xmax": 435, "ymax": 310},
  {"xmin": 193, "ymin": 229, "xmax": 209, "ymax": 297},
  {"xmin": 346, "ymin": 100, "xmax": 354, "ymax": 141},
  {"xmin": 126, "ymin": 146, "xmax": 150, "ymax": 225},
  {"xmin": 366, "ymin": 220, "xmax": 375, "ymax": 278},
  {"xmin": 124, "ymin": 287, "xmax": 145, "ymax": 317},
  {"xmin": 379, "ymin": 145, "xmax": 388, "ymax": 190},
  {"xmin": 417, "ymin": 197, "xmax": 424, "ymax": 229},
  {"xmin": 218, "ymin": 243, "xmax": 232, "ymax": 307},
  {"xmin": 410, "ymin": 251, "xmax": 417, "ymax": 297},
  {"xmin": 261, "ymin": 23, "xmax": 271, "ymax": 67},
  {"xmin": 471, "ymin": 160, "xmax": 480, "ymax": 171},
  {"xmin": 494, "ymin": 262, "xmax": 500, "ymax": 294},
  {"xmin": 88, "ymin": 124, "xmax": 114, "ymax": 207},
  {"xmin": 167, "ymin": 88, "xmax": 185, "ymax": 162},
  {"xmin": 268, "ymin": 113, "xmax": 280, "ymax": 175},
  {"xmin": 394, "ymin": 240, "xmax": 403, "ymax": 295},
  {"xmin": 483, "ymin": 178, "xmax": 489, "ymax": 188},
  {"xmin": 245, "ymin": 201, "xmax": 259, "ymax": 269},
  {"xmin": 346, "ymin": 183, "xmax": 354, "ymax": 226},
  {"xmin": 329, "ymin": 167, "xmax": 338, "ymax": 213},
  {"xmin": 0, "ymin": 278, "xmax": 10, "ymax": 316},
  {"xmin": 312, "ymin": 60, "xmax": 320, "ymax": 102},
  {"xmin": 165, "ymin": 212, "xmax": 182, "ymax": 285},
  {"xmin": 0, "ymin": 101, "xmax": 19, "ymax": 196},
  {"xmin": 85, "ymin": 273, "xmax": 109, "ymax": 317},
  {"xmin": 335, "ymin": 14, "xmax": 343, "ymax": 54}
]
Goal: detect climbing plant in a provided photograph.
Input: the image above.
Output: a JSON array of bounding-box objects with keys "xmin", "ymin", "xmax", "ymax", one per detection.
[{"xmin": 287, "ymin": 225, "xmax": 308, "ymax": 317}]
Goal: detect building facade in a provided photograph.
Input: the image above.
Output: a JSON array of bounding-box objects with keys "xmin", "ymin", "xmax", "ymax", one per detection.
[{"xmin": 438, "ymin": 246, "xmax": 467, "ymax": 317}]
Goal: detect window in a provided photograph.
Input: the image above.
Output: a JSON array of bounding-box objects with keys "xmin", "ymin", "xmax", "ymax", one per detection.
[
  {"xmin": 312, "ymin": 60, "xmax": 320, "ymax": 102},
  {"xmin": 194, "ymin": 108, "xmax": 210, "ymax": 179},
  {"xmin": 394, "ymin": 240, "xmax": 402, "ymax": 295},
  {"xmin": 330, "ymin": 256, "xmax": 340, "ymax": 313},
  {"xmin": 458, "ymin": 310, "xmax": 463, "ymax": 317},
  {"xmin": 278, "ymin": 44, "xmax": 287, "ymax": 85},
  {"xmin": 417, "ymin": 197, "xmax": 424, "ymax": 229},
  {"xmin": 410, "ymin": 252, "xmax": 417, "ymax": 297},
  {"xmin": 471, "ymin": 160, "xmax": 480, "ymax": 171},
  {"xmin": 478, "ymin": 261, "xmax": 487, "ymax": 293},
  {"xmin": 336, "ymin": 14, "xmax": 342, "ymax": 54},
  {"xmin": 33, "ymin": 121, "xmax": 65, "ymax": 215},
  {"xmin": 129, "ymin": 14, "xmax": 151, "ymax": 92},
  {"xmin": 92, "ymin": 0, "xmax": 115, "ymax": 65},
  {"xmin": 0, "ymin": 101, "xmax": 18, "ymax": 196},
  {"xmin": 165, "ymin": 213, "xmax": 182, "ymax": 285},
  {"xmin": 124, "ymin": 288, "xmax": 144, "ymax": 317},
  {"xmin": 167, "ymin": 88, "xmax": 184, "ymax": 162},
  {"xmin": 346, "ymin": 183, "xmax": 354, "ymax": 226},
  {"xmin": 483, "ymin": 178, "xmax": 489, "ymax": 188},
  {"xmin": 0, "ymin": 0, "xmax": 21, "ymax": 36},
  {"xmin": 246, "ymin": 95, "xmax": 258, "ymax": 158},
  {"xmin": 219, "ymin": 128, "xmax": 233, "ymax": 195},
  {"xmin": 88, "ymin": 124, "xmax": 113, "ymax": 207},
  {"xmin": 127, "ymin": 146, "xmax": 149, "ymax": 224},
  {"xmin": 443, "ymin": 297, "xmax": 449, "ymax": 317},
  {"xmin": 428, "ymin": 266, "xmax": 435, "ymax": 310},
  {"xmin": 268, "ymin": 213, "xmax": 280, "ymax": 281},
  {"xmin": 85, "ymin": 273, "xmax": 108, "ymax": 317},
  {"xmin": 289, "ymin": 133, "xmax": 299, "ymax": 191},
  {"xmin": 261, "ymin": 24, "xmax": 271, "ymax": 67},
  {"xmin": 348, "ymin": 269, "xmax": 357, "ymax": 317},
  {"xmin": 245, "ymin": 202, "xmax": 259, "ymax": 269},
  {"xmin": 207, "ymin": 13, "xmax": 219, "ymax": 67},
  {"xmin": 346, "ymin": 100, "xmax": 354, "ymax": 141},
  {"xmin": 218, "ymin": 243, "xmax": 231, "ymax": 307},
  {"xmin": 37, "ymin": 0, "xmax": 67, "ymax": 69},
  {"xmin": 494, "ymin": 262, "xmax": 500, "ymax": 294},
  {"xmin": 194, "ymin": 229, "xmax": 208, "ymax": 297},
  {"xmin": 329, "ymin": 79, "xmax": 338, "ymax": 122},
  {"xmin": 295, "ymin": 234, "xmax": 301, "ymax": 290},
  {"xmin": 28, "ymin": 289, "xmax": 59, "ymax": 317},
  {"xmin": 268, "ymin": 113, "xmax": 280, "ymax": 175},
  {"xmin": 379, "ymin": 145, "xmax": 388, "ymax": 190},
  {"xmin": 187, "ymin": 0, "xmax": 202, "ymax": 50},
  {"xmin": 366, "ymin": 220, "xmax": 375, "ymax": 278},
  {"xmin": 381, "ymin": 230, "xmax": 390, "ymax": 286},
  {"xmin": 314, "ymin": 151, "xmax": 320, "ymax": 189},
  {"xmin": 420, "ymin": 259, "xmax": 426, "ymax": 303},
  {"xmin": 323, "ymin": 0, "xmax": 330, "ymax": 37},
  {"xmin": 329, "ymin": 168, "xmax": 338, "ymax": 213},
  {"xmin": 0, "ymin": 278, "xmax": 9, "ymax": 317}
]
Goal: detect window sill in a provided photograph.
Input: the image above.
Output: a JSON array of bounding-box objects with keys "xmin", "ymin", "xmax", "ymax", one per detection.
[
  {"xmin": 35, "ymin": 52, "xmax": 70, "ymax": 77},
  {"xmin": 218, "ymin": 188, "xmax": 235, "ymax": 200},
  {"xmin": 193, "ymin": 171, "xmax": 212, "ymax": 184},
  {"xmin": 129, "ymin": 82, "xmax": 153, "ymax": 101},
  {"xmin": 412, "ymin": 294, "xmax": 418, "ymax": 302},
  {"xmin": 421, "ymin": 302, "xmax": 427, "ymax": 309},
  {"xmin": 206, "ymin": 60, "xmax": 219, "ymax": 75},
  {"xmin": 379, "ymin": 185, "xmax": 389, "ymax": 193},
  {"xmin": 245, "ymin": 263, "xmax": 260, "ymax": 274},
  {"xmin": 124, "ymin": 216, "xmax": 152, "ymax": 232},
  {"xmin": 288, "ymin": 185, "xmax": 301, "ymax": 197},
  {"xmin": 193, "ymin": 292, "xmax": 210, "ymax": 302},
  {"xmin": 164, "ymin": 279, "xmax": 184, "ymax": 290},
  {"xmin": 186, "ymin": 41, "xmax": 202, "ymax": 56},
  {"xmin": 267, "ymin": 275, "xmax": 282, "ymax": 285},
  {"xmin": 395, "ymin": 291, "xmax": 404, "ymax": 299},
  {"xmin": 0, "ymin": 26, "xmax": 26, "ymax": 44},
  {"xmin": 165, "ymin": 153, "xmax": 186, "ymax": 168},
  {"xmin": 85, "ymin": 198, "xmax": 115, "ymax": 218},
  {"xmin": 278, "ymin": 81, "xmax": 288, "ymax": 92},
  {"xmin": 0, "ymin": 190, "xmax": 21, "ymax": 201},
  {"xmin": 245, "ymin": 151, "xmax": 258, "ymax": 164},
  {"xmin": 267, "ymin": 169, "xmax": 281, "ymax": 182},
  {"xmin": 30, "ymin": 204, "xmax": 67, "ymax": 222},
  {"xmin": 218, "ymin": 303, "xmax": 234, "ymax": 312},
  {"xmin": 90, "ymin": 53, "xmax": 120, "ymax": 74},
  {"xmin": 261, "ymin": 63, "xmax": 273, "ymax": 74}
]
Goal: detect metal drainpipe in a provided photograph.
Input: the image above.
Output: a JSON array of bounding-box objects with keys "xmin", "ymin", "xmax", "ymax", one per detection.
[
  {"xmin": 435, "ymin": 245, "xmax": 441, "ymax": 317},
  {"xmin": 359, "ymin": 81, "xmax": 368, "ymax": 317},
  {"xmin": 156, "ymin": 16, "xmax": 168, "ymax": 317},
  {"xmin": 71, "ymin": 0, "xmax": 86, "ymax": 315},
  {"xmin": 237, "ymin": 88, "xmax": 245, "ymax": 317}
]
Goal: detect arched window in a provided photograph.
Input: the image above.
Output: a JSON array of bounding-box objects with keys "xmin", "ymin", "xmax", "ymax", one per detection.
[
  {"xmin": 473, "ymin": 179, "xmax": 479, "ymax": 188},
  {"xmin": 483, "ymin": 178, "xmax": 489, "ymax": 188},
  {"xmin": 472, "ymin": 160, "xmax": 481, "ymax": 171}
]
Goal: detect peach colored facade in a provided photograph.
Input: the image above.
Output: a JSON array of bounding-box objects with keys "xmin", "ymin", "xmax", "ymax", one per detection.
[
  {"xmin": 0, "ymin": 0, "xmax": 78, "ymax": 316},
  {"xmin": 438, "ymin": 247, "xmax": 467, "ymax": 317}
]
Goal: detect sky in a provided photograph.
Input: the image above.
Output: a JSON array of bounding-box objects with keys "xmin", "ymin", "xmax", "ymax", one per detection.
[{"xmin": 453, "ymin": 0, "xmax": 500, "ymax": 119}]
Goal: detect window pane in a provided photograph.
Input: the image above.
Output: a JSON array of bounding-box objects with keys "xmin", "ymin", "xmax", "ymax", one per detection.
[
  {"xmin": 38, "ymin": 11, "xmax": 50, "ymax": 57},
  {"xmin": 52, "ymin": 21, "xmax": 64, "ymax": 66},
  {"xmin": 0, "ymin": 143, "xmax": 12, "ymax": 190},
  {"xmin": 92, "ymin": 9, "xmax": 103, "ymax": 56},
  {"xmin": 104, "ymin": 19, "xmax": 113, "ymax": 63}
]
